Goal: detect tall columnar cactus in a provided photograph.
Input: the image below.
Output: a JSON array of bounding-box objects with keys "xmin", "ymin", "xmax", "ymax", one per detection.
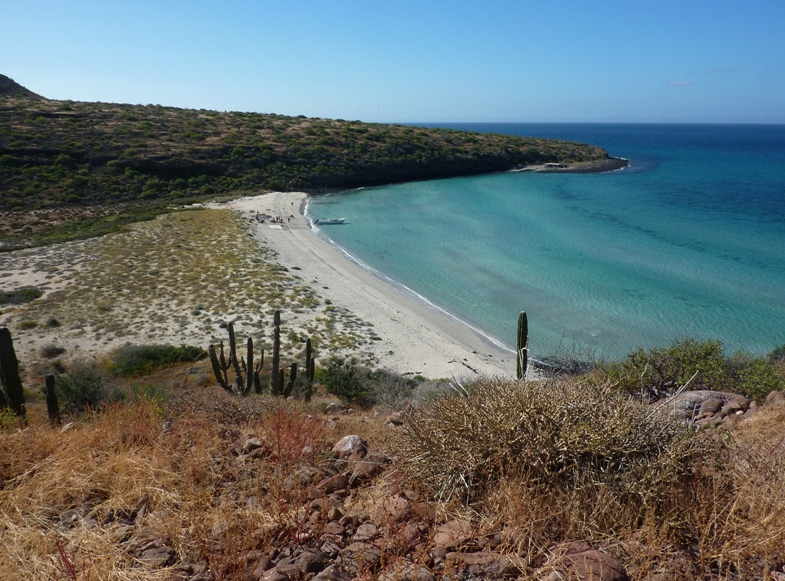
[
  {"xmin": 271, "ymin": 310, "xmax": 281, "ymax": 396},
  {"xmin": 0, "ymin": 327, "xmax": 26, "ymax": 418},
  {"xmin": 305, "ymin": 337, "xmax": 315, "ymax": 382},
  {"xmin": 209, "ymin": 342, "xmax": 231, "ymax": 392},
  {"xmin": 254, "ymin": 349, "xmax": 264, "ymax": 394},
  {"xmin": 517, "ymin": 311, "xmax": 529, "ymax": 381},
  {"xmin": 45, "ymin": 374, "xmax": 60, "ymax": 426},
  {"xmin": 227, "ymin": 322, "xmax": 244, "ymax": 393},
  {"xmin": 246, "ymin": 337, "xmax": 254, "ymax": 395},
  {"xmin": 284, "ymin": 363, "xmax": 297, "ymax": 398}
]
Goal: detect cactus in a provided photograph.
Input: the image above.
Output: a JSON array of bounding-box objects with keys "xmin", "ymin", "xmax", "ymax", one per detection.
[
  {"xmin": 305, "ymin": 337, "xmax": 316, "ymax": 382},
  {"xmin": 284, "ymin": 363, "xmax": 297, "ymax": 398},
  {"xmin": 227, "ymin": 322, "xmax": 244, "ymax": 393},
  {"xmin": 246, "ymin": 337, "xmax": 254, "ymax": 395},
  {"xmin": 209, "ymin": 342, "xmax": 231, "ymax": 392},
  {"xmin": 271, "ymin": 310, "xmax": 281, "ymax": 396},
  {"xmin": 0, "ymin": 327, "xmax": 26, "ymax": 418},
  {"xmin": 45, "ymin": 374, "xmax": 60, "ymax": 426},
  {"xmin": 517, "ymin": 311, "xmax": 529, "ymax": 381}
]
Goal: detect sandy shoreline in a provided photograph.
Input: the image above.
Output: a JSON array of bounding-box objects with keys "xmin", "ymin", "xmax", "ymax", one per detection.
[
  {"xmin": 216, "ymin": 192, "xmax": 516, "ymax": 379},
  {"xmin": 1, "ymin": 192, "xmax": 516, "ymax": 381}
]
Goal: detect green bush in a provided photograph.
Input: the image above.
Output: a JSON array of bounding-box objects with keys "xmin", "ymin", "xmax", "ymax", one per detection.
[
  {"xmin": 39, "ymin": 344, "xmax": 66, "ymax": 359},
  {"xmin": 403, "ymin": 378, "xmax": 710, "ymax": 504},
  {"xmin": 321, "ymin": 357, "xmax": 368, "ymax": 403},
  {"xmin": 0, "ymin": 287, "xmax": 43, "ymax": 305},
  {"xmin": 55, "ymin": 361, "xmax": 119, "ymax": 413},
  {"xmin": 769, "ymin": 344, "xmax": 785, "ymax": 364},
  {"xmin": 108, "ymin": 344, "xmax": 206, "ymax": 376},
  {"xmin": 604, "ymin": 338, "xmax": 728, "ymax": 399},
  {"xmin": 601, "ymin": 338, "xmax": 785, "ymax": 403}
]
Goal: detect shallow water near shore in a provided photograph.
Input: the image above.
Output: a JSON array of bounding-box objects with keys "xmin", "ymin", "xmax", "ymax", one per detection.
[{"xmin": 308, "ymin": 123, "xmax": 785, "ymax": 360}]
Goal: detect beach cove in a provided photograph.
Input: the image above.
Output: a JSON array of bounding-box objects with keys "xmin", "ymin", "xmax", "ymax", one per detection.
[{"xmin": 0, "ymin": 191, "xmax": 515, "ymax": 381}]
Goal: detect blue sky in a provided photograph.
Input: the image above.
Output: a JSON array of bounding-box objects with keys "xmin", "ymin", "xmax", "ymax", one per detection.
[{"xmin": 2, "ymin": 1, "xmax": 783, "ymax": 123}]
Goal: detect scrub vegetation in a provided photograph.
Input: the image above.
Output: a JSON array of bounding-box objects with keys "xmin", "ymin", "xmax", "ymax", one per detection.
[{"xmin": 0, "ymin": 73, "xmax": 613, "ymax": 248}]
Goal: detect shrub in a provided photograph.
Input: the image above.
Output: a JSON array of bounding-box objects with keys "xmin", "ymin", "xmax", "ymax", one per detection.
[
  {"xmin": 108, "ymin": 344, "xmax": 206, "ymax": 376},
  {"xmin": 321, "ymin": 357, "xmax": 368, "ymax": 403},
  {"xmin": 769, "ymin": 344, "xmax": 785, "ymax": 364},
  {"xmin": 602, "ymin": 338, "xmax": 785, "ymax": 402},
  {"xmin": 402, "ymin": 378, "xmax": 709, "ymax": 504},
  {"xmin": 19, "ymin": 320, "xmax": 38, "ymax": 330},
  {"xmin": 39, "ymin": 344, "xmax": 66, "ymax": 359},
  {"xmin": 725, "ymin": 351, "xmax": 785, "ymax": 401},
  {"xmin": 55, "ymin": 361, "xmax": 119, "ymax": 413}
]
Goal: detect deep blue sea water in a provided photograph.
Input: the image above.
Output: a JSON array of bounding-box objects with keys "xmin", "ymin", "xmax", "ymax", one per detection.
[{"xmin": 308, "ymin": 123, "xmax": 785, "ymax": 360}]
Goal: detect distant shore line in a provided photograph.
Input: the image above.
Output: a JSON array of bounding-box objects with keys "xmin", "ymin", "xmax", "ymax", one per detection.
[{"xmin": 512, "ymin": 156, "xmax": 629, "ymax": 174}]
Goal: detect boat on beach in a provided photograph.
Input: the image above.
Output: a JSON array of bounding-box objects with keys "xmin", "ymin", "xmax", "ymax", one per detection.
[{"xmin": 314, "ymin": 218, "xmax": 346, "ymax": 225}]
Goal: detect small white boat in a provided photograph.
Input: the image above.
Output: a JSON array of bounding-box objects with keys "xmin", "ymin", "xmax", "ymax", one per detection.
[{"xmin": 314, "ymin": 218, "xmax": 346, "ymax": 225}]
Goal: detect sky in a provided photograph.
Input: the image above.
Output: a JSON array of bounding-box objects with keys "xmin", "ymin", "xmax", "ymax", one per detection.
[{"xmin": 2, "ymin": 0, "xmax": 784, "ymax": 124}]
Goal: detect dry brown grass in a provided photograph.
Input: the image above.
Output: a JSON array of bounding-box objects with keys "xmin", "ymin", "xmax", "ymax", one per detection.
[
  {"xmin": 400, "ymin": 377, "xmax": 785, "ymax": 578},
  {"xmin": 3, "ymin": 375, "xmax": 785, "ymax": 580},
  {"xmin": 0, "ymin": 387, "xmax": 340, "ymax": 581}
]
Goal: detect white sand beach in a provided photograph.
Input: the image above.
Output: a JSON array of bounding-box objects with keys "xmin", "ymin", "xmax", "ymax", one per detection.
[
  {"xmin": 1, "ymin": 192, "xmax": 517, "ymax": 381},
  {"xmin": 218, "ymin": 192, "xmax": 516, "ymax": 379}
]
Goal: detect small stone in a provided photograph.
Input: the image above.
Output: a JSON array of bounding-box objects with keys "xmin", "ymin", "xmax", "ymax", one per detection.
[
  {"xmin": 243, "ymin": 437, "xmax": 265, "ymax": 453},
  {"xmin": 349, "ymin": 452, "xmax": 389, "ymax": 485},
  {"xmin": 316, "ymin": 474, "xmax": 350, "ymax": 494},
  {"xmin": 433, "ymin": 519, "xmax": 472, "ymax": 548},
  {"xmin": 352, "ymin": 522, "xmax": 378, "ymax": 541},
  {"xmin": 323, "ymin": 521, "xmax": 346, "ymax": 536},
  {"xmin": 385, "ymin": 412, "xmax": 405, "ymax": 426},
  {"xmin": 138, "ymin": 546, "xmax": 175, "ymax": 568}
]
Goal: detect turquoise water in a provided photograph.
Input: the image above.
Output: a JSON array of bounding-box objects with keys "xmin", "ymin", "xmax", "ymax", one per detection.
[{"xmin": 308, "ymin": 124, "xmax": 785, "ymax": 359}]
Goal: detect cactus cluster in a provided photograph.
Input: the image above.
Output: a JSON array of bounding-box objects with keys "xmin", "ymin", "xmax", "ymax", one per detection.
[{"xmin": 208, "ymin": 310, "xmax": 316, "ymax": 398}]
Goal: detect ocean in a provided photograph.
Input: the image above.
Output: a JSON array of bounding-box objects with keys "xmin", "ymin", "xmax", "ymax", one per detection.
[{"xmin": 307, "ymin": 123, "xmax": 785, "ymax": 360}]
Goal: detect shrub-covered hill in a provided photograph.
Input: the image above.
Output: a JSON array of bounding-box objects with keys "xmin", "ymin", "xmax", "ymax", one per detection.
[{"xmin": 0, "ymin": 74, "xmax": 614, "ymax": 213}]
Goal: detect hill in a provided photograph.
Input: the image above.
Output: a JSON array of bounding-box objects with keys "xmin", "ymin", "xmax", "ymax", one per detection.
[
  {"xmin": 0, "ymin": 76, "xmax": 620, "ymax": 246},
  {"xmin": 0, "ymin": 73, "xmax": 43, "ymax": 99}
]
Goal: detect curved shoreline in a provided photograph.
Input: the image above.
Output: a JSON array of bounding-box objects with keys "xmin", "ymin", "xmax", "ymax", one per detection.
[{"xmin": 224, "ymin": 192, "xmax": 517, "ymax": 380}]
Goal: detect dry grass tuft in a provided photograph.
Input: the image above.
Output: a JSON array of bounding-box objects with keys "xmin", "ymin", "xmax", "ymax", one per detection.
[{"xmin": 401, "ymin": 377, "xmax": 708, "ymax": 504}]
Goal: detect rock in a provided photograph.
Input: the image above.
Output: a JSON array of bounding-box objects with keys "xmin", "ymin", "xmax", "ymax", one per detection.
[
  {"xmin": 538, "ymin": 541, "xmax": 629, "ymax": 581},
  {"xmin": 342, "ymin": 541, "xmax": 381, "ymax": 571},
  {"xmin": 297, "ymin": 549, "xmax": 328, "ymax": 575},
  {"xmin": 331, "ymin": 435, "xmax": 368, "ymax": 459},
  {"xmin": 380, "ymin": 561, "xmax": 435, "ymax": 581},
  {"xmin": 446, "ymin": 551, "xmax": 525, "ymax": 578},
  {"xmin": 243, "ymin": 437, "xmax": 266, "ymax": 454},
  {"xmin": 260, "ymin": 569, "xmax": 289, "ymax": 581},
  {"xmin": 321, "ymin": 540, "xmax": 342, "ymax": 558},
  {"xmin": 661, "ymin": 390, "xmax": 746, "ymax": 422},
  {"xmin": 323, "ymin": 520, "xmax": 347, "ymax": 537},
  {"xmin": 352, "ymin": 522, "xmax": 378, "ymax": 542},
  {"xmin": 324, "ymin": 402, "xmax": 351, "ymax": 415},
  {"xmin": 433, "ymin": 519, "xmax": 473, "ymax": 548},
  {"xmin": 313, "ymin": 564, "xmax": 353, "ymax": 580},
  {"xmin": 765, "ymin": 390, "xmax": 785, "ymax": 406},
  {"xmin": 60, "ymin": 421, "xmax": 75, "ymax": 433},
  {"xmin": 375, "ymin": 494, "xmax": 410, "ymax": 523},
  {"xmin": 697, "ymin": 398, "xmax": 722, "ymax": 418},
  {"xmin": 138, "ymin": 546, "xmax": 175, "ymax": 568},
  {"xmin": 316, "ymin": 473, "xmax": 350, "ymax": 494},
  {"xmin": 349, "ymin": 452, "xmax": 390, "ymax": 485},
  {"xmin": 385, "ymin": 412, "xmax": 405, "ymax": 426}
]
